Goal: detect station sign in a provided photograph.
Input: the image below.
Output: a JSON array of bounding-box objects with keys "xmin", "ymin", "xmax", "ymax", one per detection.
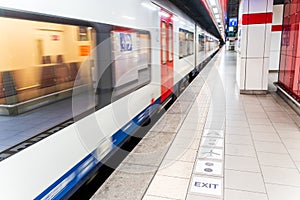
[{"xmin": 190, "ymin": 176, "xmax": 222, "ymax": 196}]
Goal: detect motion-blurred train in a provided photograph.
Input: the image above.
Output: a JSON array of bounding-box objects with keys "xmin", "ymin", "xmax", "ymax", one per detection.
[{"xmin": 0, "ymin": 0, "xmax": 220, "ymax": 199}]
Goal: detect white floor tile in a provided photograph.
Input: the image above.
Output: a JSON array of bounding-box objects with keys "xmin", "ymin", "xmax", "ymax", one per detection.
[
  {"xmin": 266, "ymin": 183, "xmax": 300, "ymax": 200},
  {"xmin": 187, "ymin": 193, "xmax": 221, "ymax": 200},
  {"xmin": 282, "ymin": 139, "xmax": 300, "ymax": 150},
  {"xmin": 249, "ymin": 124, "xmax": 276, "ymax": 133},
  {"xmin": 224, "ymin": 170, "xmax": 266, "ymax": 193},
  {"xmin": 225, "ymin": 155, "xmax": 260, "ymax": 172},
  {"xmin": 224, "ymin": 189, "xmax": 268, "ymax": 200},
  {"xmin": 164, "ymin": 148, "xmax": 197, "ymax": 162},
  {"xmin": 261, "ymin": 166, "xmax": 300, "ymax": 187},
  {"xmin": 251, "ymin": 132, "xmax": 281, "ymax": 142},
  {"xmin": 254, "ymin": 141, "xmax": 288, "ymax": 154},
  {"xmin": 287, "ymin": 149, "xmax": 300, "ymax": 162},
  {"xmin": 225, "ymin": 144, "xmax": 256, "ymax": 157},
  {"xmin": 142, "ymin": 195, "xmax": 172, "ymax": 200},
  {"xmin": 145, "ymin": 175, "xmax": 189, "ymax": 199},
  {"xmin": 225, "ymin": 135, "xmax": 253, "ymax": 145},
  {"xmin": 277, "ymin": 131, "xmax": 300, "ymax": 139},
  {"xmin": 226, "ymin": 127, "xmax": 251, "ymax": 136},
  {"xmin": 158, "ymin": 160, "xmax": 194, "ymax": 179},
  {"xmin": 257, "ymin": 152, "xmax": 296, "ymax": 168}
]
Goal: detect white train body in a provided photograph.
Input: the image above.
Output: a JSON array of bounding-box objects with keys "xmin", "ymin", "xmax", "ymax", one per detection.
[{"xmin": 0, "ymin": 0, "xmax": 219, "ymax": 199}]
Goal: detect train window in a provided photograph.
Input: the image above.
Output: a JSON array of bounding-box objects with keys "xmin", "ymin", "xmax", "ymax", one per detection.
[
  {"xmin": 110, "ymin": 28, "xmax": 151, "ymax": 100},
  {"xmin": 179, "ymin": 30, "xmax": 185, "ymax": 58},
  {"xmin": 179, "ymin": 28, "xmax": 194, "ymax": 59},
  {"xmin": 0, "ymin": 17, "xmax": 95, "ymax": 106},
  {"xmin": 0, "ymin": 15, "xmax": 96, "ymax": 150},
  {"xmin": 161, "ymin": 21, "xmax": 167, "ymax": 64},
  {"xmin": 199, "ymin": 34, "xmax": 205, "ymax": 52},
  {"xmin": 169, "ymin": 23, "xmax": 173, "ymax": 62}
]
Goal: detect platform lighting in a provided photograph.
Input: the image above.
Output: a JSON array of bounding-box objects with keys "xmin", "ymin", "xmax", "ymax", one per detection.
[
  {"xmin": 213, "ymin": 7, "xmax": 218, "ymax": 14},
  {"xmin": 216, "ymin": 19, "xmax": 221, "ymax": 22},
  {"xmin": 215, "ymin": 14, "xmax": 220, "ymax": 19},
  {"xmin": 141, "ymin": 2, "xmax": 157, "ymax": 11},
  {"xmin": 209, "ymin": 0, "xmax": 216, "ymax": 6}
]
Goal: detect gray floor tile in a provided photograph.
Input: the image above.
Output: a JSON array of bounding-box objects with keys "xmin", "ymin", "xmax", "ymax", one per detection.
[
  {"xmin": 224, "ymin": 169, "xmax": 266, "ymax": 193},
  {"xmin": 224, "ymin": 189, "xmax": 268, "ymax": 200},
  {"xmin": 91, "ymin": 163, "xmax": 156, "ymax": 200},
  {"xmin": 261, "ymin": 166, "xmax": 300, "ymax": 187}
]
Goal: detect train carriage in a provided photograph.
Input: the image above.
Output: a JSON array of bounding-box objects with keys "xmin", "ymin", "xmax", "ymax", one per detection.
[{"xmin": 0, "ymin": 0, "xmax": 220, "ymax": 199}]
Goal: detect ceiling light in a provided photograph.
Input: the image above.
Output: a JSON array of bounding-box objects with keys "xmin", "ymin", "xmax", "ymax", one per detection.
[
  {"xmin": 213, "ymin": 7, "xmax": 218, "ymax": 14},
  {"xmin": 215, "ymin": 14, "xmax": 220, "ymax": 19},
  {"xmin": 209, "ymin": 0, "xmax": 216, "ymax": 6}
]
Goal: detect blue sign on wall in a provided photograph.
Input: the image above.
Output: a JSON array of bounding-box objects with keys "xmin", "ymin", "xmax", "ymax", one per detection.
[
  {"xmin": 229, "ymin": 18, "xmax": 237, "ymax": 27},
  {"xmin": 120, "ymin": 33, "xmax": 132, "ymax": 51}
]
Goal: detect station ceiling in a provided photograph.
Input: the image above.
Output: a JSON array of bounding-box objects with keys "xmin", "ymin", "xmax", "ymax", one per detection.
[
  {"xmin": 169, "ymin": 0, "xmax": 223, "ymax": 40},
  {"xmin": 169, "ymin": 0, "xmax": 285, "ymax": 41}
]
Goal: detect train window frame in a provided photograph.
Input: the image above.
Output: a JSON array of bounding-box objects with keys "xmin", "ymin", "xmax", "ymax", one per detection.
[
  {"xmin": 161, "ymin": 21, "xmax": 167, "ymax": 65},
  {"xmin": 168, "ymin": 23, "xmax": 173, "ymax": 62},
  {"xmin": 0, "ymin": 8, "xmax": 99, "ymax": 156},
  {"xmin": 109, "ymin": 26, "xmax": 152, "ymax": 102}
]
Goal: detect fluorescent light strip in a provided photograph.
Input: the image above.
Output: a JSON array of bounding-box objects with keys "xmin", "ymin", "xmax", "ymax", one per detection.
[{"xmin": 213, "ymin": 7, "xmax": 218, "ymax": 14}]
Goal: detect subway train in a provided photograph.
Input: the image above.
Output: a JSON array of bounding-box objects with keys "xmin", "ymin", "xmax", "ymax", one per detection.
[{"xmin": 0, "ymin": 0, "xmax": 220, "ymax": 199}]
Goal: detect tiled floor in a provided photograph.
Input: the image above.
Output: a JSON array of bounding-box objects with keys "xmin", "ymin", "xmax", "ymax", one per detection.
[{"xmin": 91, "ymin": 49, "xmax": 300, "ymax": 200}]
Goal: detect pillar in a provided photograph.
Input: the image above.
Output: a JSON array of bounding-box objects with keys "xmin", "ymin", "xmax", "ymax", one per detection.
[{"xmin": 237, "ymin": 0, "xmax": 274, "ymax": 94}]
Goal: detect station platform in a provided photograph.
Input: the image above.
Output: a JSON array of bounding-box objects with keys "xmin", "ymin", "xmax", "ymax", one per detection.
[{"xmin": 91, "ymin": 49, "xmax": 300, "ymax": 200}]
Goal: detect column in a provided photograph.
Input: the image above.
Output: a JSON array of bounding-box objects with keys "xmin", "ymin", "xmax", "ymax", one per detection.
[{"xmin": 237, "ymin": 0, "xmax": 274, "ymax": 94}]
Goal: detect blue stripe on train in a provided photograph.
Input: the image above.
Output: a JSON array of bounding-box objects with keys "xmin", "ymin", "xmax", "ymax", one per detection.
[
  {"xmin": 111, "ymin": 98, "xmax": 161, "ymax": 146},
  {"xmin": 35, "ymin": 98, "xmax": 161, "ymax": 200},
  {"xmin": 35, "ymin": 154, "xmax": 97, "ymax": 200}
]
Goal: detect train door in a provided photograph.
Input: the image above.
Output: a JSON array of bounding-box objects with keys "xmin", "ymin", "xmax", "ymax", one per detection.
[{"xmin": 160, "ymin": 10, "xmax": 174, "ymax": 103}]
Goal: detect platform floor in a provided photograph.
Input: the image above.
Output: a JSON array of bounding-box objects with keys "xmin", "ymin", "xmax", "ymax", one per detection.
[{"xmin": 91, "ymin": 49, "xmax": 300, "ymax": 200}]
